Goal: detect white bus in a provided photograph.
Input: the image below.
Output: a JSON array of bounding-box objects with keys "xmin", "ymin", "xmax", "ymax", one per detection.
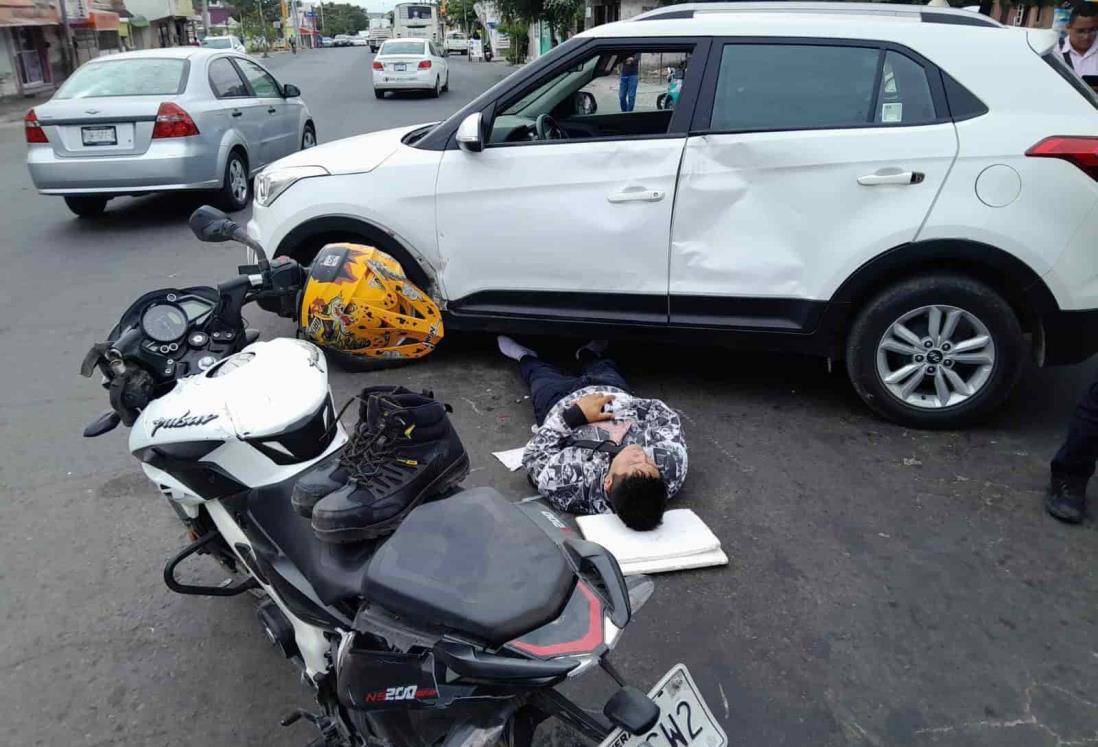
[{"xmin": 392, "ymin": 2, "xmax": 442, "ymax": 43}]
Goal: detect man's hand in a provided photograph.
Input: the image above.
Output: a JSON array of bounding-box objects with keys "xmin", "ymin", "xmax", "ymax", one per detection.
[{"xmin": 576, "ymin": 393, "xmax": 615, "ymax": 423}]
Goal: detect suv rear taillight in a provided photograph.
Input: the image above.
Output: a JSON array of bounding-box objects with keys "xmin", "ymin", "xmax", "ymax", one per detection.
[
  {"xmin": 24, "ymin": 109, "xmax": 47, "ymax": 144},
  {"xmin": 418, "ymin": 59, "xmax": 432, "ymax": 69},
  {"xmin": 372, "ymin": 61, "xmax": 383, "ymax": 70},
  {"xmin": 1026, "ymin": 137, "xmax": 1098, "ymax": 181},
  {"xmin": 152, "ymin": 102, "xmax": 199, "ymax": 139}
]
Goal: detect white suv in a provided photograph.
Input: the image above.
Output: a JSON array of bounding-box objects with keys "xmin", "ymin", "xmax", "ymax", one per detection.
[{"xmin": 248, "ymin": 2, "xmax": 1098, "ymax": 428}]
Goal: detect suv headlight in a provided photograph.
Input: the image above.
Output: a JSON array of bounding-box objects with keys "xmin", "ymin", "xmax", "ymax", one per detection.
[{"xmin": 255, "ymin": 165, "xmax": 330, "ymax": 207}]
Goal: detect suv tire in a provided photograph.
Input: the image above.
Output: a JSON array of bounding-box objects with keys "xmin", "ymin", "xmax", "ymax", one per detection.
[{"xmin": 845, "ymin": 274, "xmax": 1024, "ymax": 429}]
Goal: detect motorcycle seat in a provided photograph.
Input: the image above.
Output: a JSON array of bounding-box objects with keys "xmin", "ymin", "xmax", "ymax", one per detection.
[{"xmin": 364, "ymin": 487, "xmax": 575, "ymax": 646}]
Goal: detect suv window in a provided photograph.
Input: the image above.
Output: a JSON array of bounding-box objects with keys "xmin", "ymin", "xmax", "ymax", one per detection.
[
  {"xmin": 208, "ymin": 57, "xmax": 248, "ymax": 98},
  {"xmin": 711, "ymin": 44, "xmax": 880, "ymax": 131},
  {"xmin": 235, "ymin": 58, "xmax": 281, "ymax": 98},
  {"xmin": 875, "ymin": 51, "xmax": 937, "ymax": 124},
  {"xmin": 491, "ymin": 47, "xmax": 693, "ymax": 145}
]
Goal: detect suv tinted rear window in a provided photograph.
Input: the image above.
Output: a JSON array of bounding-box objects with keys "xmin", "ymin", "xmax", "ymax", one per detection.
[
  {"xmin": 1042, "ymin": 51, "xmax": 1098, "ymax": 111},
  {"xmin": 56, "ymin": 58, "xmax": 187, "ymax": 99},
  {"xmin": 711, "ymin": 44, "xmax": 880, "ymax": 131}
]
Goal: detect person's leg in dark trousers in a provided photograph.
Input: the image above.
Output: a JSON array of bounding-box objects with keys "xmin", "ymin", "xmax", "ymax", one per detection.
[
  {"xmin": 578, "ymin": 353, "xmax": 632, "ymax": 394},
  {"xmin": 519, "ymin": 356, "xmax": 583, "ymax": 426},
  {"xmin": 1048, "ymin": 369, "xmax": 1098, "ymax": 522}
]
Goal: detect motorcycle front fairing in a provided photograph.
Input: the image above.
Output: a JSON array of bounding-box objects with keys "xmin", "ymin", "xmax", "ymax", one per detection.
[{"xmin": 131, "ymin": 338, "xmax": 345, "ymax": 506}]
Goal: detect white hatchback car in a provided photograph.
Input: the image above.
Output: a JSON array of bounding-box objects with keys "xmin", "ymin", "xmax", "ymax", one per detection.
[
  {"xmin": 250, "ymin": 2, "xmax": 1098, "ymax": 428},
  {"xmin": 372, "ymin": 38, "xmax": 450, "ymax": 98}
]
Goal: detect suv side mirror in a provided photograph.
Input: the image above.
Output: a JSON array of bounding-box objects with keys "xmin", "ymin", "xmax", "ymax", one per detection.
[
  {"xmin": 456, "ymin": 112, "xmax": 484, "ymax": 153},
  {"xmin": 283, "ymin": 83, "xmax": 301, "ymax": 98},
  {"xmin": 574, "ymin": 91, "xmax": 597, "ymax": 115}
]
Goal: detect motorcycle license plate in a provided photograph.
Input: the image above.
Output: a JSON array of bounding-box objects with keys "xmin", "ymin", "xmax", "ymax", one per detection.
[
  {"xmin": 394, "ymin": 63, "xmax": 407, "ymax": 71},
  {"xmin": 82, "ymin": 125, "xmax": 117, "ymax": 146},
  {"xmin": 600, "ymin": 665, "xmax": 727, "ymax": 747}
]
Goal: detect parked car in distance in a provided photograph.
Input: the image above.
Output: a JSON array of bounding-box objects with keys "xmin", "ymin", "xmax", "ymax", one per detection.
[
  {"xmin": 333, "ymin": 35, "xmax": 355, "ymax": 47},
  {"xmin": 25, "ymin": 47, "xmax": 315, "ymax": 217},
  {"xmin": 445, "ymin": 30, "xmax": 469, "ymax": 55},
  {"xmin": 202, "ymin": 34, "xmax": 247, "ymax": 54},
  {"xmin": 320, "ymin": 36, "xmax": 334, "ymax": 47},
  {"xmin": 372, "ymin": 39, "xmax": 449, "ymax": 98},
  {"xmin": 352, "ymin": 35, "xmax": 370, "ymax": 47},
  {"xmin": 249, "ymin": 2, "xmax": 1098, "ymax": 428}
]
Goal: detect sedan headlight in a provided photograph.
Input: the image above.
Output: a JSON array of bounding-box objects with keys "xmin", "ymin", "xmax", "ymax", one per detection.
[{"xmin": 255, "ymin": 165, "xmax": 330, "ymax": 207}]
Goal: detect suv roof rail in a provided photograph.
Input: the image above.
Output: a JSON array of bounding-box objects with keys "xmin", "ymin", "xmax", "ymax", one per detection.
[{"xmin": 632, "ymin": 2, "xmax": 1002, "ymax": 27}]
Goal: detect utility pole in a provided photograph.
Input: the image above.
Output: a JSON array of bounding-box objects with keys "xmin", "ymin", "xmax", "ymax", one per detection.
[
  {"xmin": 201, "ymin": 0, "xmax": 210, "ymax": 38},
  {"xmin": 290, "ymin": 0, "xmax": 300, "ymax": 48},
  {"xmin": 260, "ymin": 0, "xmax": 270, "ymax": 56},
  {"xmin": 56, "ymin": 0, "xmax": 76, "ymax": 75}
]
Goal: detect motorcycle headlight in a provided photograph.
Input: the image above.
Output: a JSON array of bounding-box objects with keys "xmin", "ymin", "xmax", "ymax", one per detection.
[{"xmin": 255, "ymin": 165, "xmax": 330, "ymax": 207}]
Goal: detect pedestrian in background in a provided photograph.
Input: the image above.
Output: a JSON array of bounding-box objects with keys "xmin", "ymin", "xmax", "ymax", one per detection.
[
  {"xmin": 1062, "ymin": 2, "xmax": 1098, "ymax": 82},
  {"xmin": 1046, "ymin": 370, "xmax": 1098, "ymax": 523},
  {"xmin": 290, "ymin": 35, "xmax": 298, "ymax": 54},
  {"xmin": 619, "ymin": 53, "xmax": 639, "ymax": 112}
]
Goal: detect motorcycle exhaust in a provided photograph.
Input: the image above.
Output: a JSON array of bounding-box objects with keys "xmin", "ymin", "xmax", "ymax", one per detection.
[{"xmin": 257, "ymin": 599, "xmax": 298, "ymax": 659}]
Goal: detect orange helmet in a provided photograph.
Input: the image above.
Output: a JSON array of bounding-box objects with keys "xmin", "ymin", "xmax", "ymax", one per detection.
[{"xmin": 299, "ymin": 244, "xmax": 442, "ymax": 360}]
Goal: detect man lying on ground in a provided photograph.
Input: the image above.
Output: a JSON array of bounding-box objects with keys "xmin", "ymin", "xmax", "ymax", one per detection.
[{"xmin": 498, "ymin": 336, "xmax": 687, "ymax": 530}]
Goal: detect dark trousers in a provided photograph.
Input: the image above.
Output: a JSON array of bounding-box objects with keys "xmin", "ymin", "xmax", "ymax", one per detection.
[
  {"xmin": 519, "ymin": 355, "xmax": 631, "ymax": 425},
  {"xmin": 1052, "ymin": 369, "xmax": 1098, "ymax": 482}
]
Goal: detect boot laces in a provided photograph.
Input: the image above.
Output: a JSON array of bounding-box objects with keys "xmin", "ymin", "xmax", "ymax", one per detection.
[{"xmin": 345, "ymin": 410, "xmax": 416, "ymax": 483}]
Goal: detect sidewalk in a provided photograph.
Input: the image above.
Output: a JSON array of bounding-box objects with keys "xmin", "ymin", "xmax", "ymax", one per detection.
[{"xmin": 0, "ymin": 90, "xmax": 50, "ymax": 125}]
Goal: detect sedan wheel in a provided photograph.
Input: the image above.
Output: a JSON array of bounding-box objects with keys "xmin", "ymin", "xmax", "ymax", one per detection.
[
  {"xmin": 432, "ymin": 76, "xmax": 441, "ymax": 98},
  {"xmin": 302, "ymin": 124, "xmax": 316, "ymax": 149},
  {"xmin": 217, "ymin": 151, "xmax": 250, "ymax": 211}
]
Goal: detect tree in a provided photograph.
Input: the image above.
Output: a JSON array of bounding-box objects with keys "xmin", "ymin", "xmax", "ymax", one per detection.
[{"xmin": 315, "ymin": 2, "xmax": 369, "ymax": 35}]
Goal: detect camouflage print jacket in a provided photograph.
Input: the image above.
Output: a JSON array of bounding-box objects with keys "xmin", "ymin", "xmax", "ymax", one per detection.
[{"xmin": 521, "ymin": 385, "xmax": 688, "ymax": 515}]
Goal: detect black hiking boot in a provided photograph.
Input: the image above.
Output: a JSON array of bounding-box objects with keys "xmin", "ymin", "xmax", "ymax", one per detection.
[
  {"xmin": 1046, "ymin": 475, "xmax": 1087, "ymax": 524},
  {"xmin": 311, "ymin": 392, "xmax": 469, "ymax": 543},
  {"xmin": 290, "ymin": 385, "xmax": 416, "ymax": 518}
]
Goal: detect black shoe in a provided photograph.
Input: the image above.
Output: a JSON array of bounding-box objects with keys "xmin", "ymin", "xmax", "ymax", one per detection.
[
  {"xmin": 290, "ymin": 385, "xmax": 415, "ymax": 518},
  {"xmin": 1046, "ymin": 476, "xmax": 1087, "ymax": 524},
  {"xmin": 311, "ymin": 392, "xmax": 469, "ymax": 543}
]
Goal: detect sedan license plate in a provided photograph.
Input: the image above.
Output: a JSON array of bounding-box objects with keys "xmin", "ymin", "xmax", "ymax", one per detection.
[
  {"xmin": 81, "ymin": 126, "xmax": 117, "ymax": 146},
  {"xmin": 393, "ymin": 63, "xmax": 407, "ymax": 71},
  {"xmin": 600, "ymin": 666, "xmax": 727, "ymax": 747}
]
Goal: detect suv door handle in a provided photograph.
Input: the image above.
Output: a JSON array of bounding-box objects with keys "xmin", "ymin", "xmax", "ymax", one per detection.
[
  {"xmin": 607, "ymin": 189, "xmax": 665, "ymax": 204},
  {"xmin": 857, "ymin": 170, "xmax": 925, "ymax": 186},
  {"xmin": 231, "ymin": 110, "xmax": 243, "ymax": 118}
]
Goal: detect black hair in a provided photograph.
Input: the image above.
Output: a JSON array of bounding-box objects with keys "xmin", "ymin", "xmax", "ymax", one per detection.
[
  {"xmin": 1071, "ymin": 2, "xmax": 1098, "ymax": 25},
  {"xmin": 608, "ymin": 473, "xmax": 667, "ymax": 531}
]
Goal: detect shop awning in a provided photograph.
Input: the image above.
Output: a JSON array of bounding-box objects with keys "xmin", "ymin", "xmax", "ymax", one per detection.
[
  {"xmin": 129, "ymin": 15, "xmax": 150, "ymax": 28},
  {"xmin": 71, "ymin": 10, "xmax": 121, "ymax": 31},
  {"xmin": 2, "ymin": 8, "xmax": 62, "ymax": 26}
]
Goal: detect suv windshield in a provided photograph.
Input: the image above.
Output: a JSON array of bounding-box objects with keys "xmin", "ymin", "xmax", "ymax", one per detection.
[
  {"xmin": 55, "ymin": 58, "xmax": 187, "ymax": 99},
  {"xmin": 381, "ymin": 41, "xmax": 426, "ymax": 55}
]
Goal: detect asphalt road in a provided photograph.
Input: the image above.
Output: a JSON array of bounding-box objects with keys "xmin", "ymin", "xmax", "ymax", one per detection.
[{"xmin": 2, "ymin": 47, "xmax": 1097, "ymax": 747}]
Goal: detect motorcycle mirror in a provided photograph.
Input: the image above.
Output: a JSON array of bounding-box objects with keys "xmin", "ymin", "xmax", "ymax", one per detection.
[
  {"xmin": 83, "ymin": 410, "xmax": 121, "ymax": 438},
  {"xmin": 189, "ymin": 205, "xmax": 238, "ymax": 244}
]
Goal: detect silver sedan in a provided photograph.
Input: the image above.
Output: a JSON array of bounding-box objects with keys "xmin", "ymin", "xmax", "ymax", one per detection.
[{"xmin": 25, "ymin": 47, "xmax": 315, "ymax": 217}]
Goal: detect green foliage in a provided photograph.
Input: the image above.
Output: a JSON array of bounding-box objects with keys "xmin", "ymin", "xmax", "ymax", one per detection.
[{"xmin": 316, "ymin": 3, "xmax": 369, "ymax": 35}]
